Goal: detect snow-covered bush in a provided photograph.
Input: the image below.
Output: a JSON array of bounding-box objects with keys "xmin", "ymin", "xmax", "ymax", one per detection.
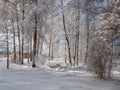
[
  {"xmin": 88, "ymin": 40, "xmax": 113, "ymax": 79},
  {"xmin": 88, "ymin": 0, "xmax": 120, "ymax": 79}
]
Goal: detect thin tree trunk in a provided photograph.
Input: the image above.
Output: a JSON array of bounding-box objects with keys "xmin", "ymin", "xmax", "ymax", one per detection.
[
  {"xmin": 76, "ymin": 0, "xmax": 80, "ymax": 66},
  {"xmin": 64, "ymin": 42, "xmax": 67, "ymax": 64},
  {"xmin": 84, "ymin": 1, "xmax": 89, "ymax": 64},
  {"xmin": 85, "ymin": 20, "xmax": 89, "ymax": 64},
  {"xmin": 30, "ymin": 35, "xmax": 33, "ymax": 61},
  {"xmin": 36, "ymin": 29, "xmax": 42, "ymax": 60},
  {"xmin": 40, "ymin": 40, "xmax": 43, "ymax": 55},
  {"xmin": 27, "ymin": 35, "xmax": 30, "ymax": 64},
  {"xmin": 5, "ymin": 21, "xmax": 9, "ymax": 69},
  {"xmin": 32, "ymin": 0, "xmax": 38, "ymax": 67},
  {"xmin": 80, "ymin": 35, "xmax": 83, "ymax": 61},
  {"xmin": 21, "ymin": 1, "xmax": 25, "ymax": 64},
  {"xmin": 12, "ymin": 19, "xmax": 16, "ymax": 63},
  {"xmin": 16, "ymin": 5, "xmax": 21, "ymax": 64},
  {"xmin": 49, "ymin": 32, "xmax": 52, "ymax": 60},
  {"xmin": 11, "ymin": 3, "xmax": 16, "ymax": 63},
  {"xmin": 51, "ymin": 41, "xmax": 54, "ymax": 59},
  {"xmin": 61, "ymin": 0, "xmax": 72, "ymax": 66},
  {"xmin": 76, "ymin": 32, "xmax": 79, "ymax": 66},
  {"xmin": 73, "ymin": 35, "xmax": 77, "ymax": 66}
]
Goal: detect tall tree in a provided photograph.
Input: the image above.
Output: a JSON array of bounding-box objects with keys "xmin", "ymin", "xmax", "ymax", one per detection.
[
  {"xmin": 32, "ymin": 0, "xmax": 38, "ymax": 67},
  {"xmin": 61, "ymin": 0, "xmax": 72, "ymax": 66}
]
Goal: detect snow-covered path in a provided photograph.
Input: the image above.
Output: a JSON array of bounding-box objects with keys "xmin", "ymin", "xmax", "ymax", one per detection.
[{"xmin": 0, "ymin": 59, "xmax": 120, "ymax": 90}]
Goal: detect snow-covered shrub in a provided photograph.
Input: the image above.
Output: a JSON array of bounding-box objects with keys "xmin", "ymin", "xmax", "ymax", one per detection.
[
  {"xmin": 88, "ymin": 41, "xmax": 113, "ymax": 79},
  {"xmin": 87, "ymin": 0, "xmax": 120, "ymax": 79}
]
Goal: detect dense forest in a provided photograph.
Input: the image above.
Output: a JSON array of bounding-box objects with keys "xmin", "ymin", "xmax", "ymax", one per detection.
[{"xmin": 0, "ymin": 0, "xmax": 120, "ymax": 80}]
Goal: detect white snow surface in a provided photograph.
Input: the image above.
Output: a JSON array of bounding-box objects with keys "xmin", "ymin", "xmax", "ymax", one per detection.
[{"xmin": 0, "ymin": 57, "xmax": 120, "ymax": 90}]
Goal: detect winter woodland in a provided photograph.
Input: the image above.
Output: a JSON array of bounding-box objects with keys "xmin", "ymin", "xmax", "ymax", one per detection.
[{"xmin": 0, "ymin": 0, "xmax": 120, "ymax": 90}]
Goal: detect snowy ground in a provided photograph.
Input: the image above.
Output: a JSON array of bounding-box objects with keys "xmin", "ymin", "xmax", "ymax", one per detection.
[{"xmin": 0, "ymin": 58, "xmax": 120, "ymax": 90}]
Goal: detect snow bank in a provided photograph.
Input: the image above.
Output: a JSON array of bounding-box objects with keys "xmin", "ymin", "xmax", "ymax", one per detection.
[{"xmin": 45, "ymin": 58, "xmax": 66, "ymax": 68}]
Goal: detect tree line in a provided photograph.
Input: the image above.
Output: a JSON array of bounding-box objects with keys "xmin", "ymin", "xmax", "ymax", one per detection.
[{"xmin": 0, "ymin": 0, "xmax": 120, "ymax": 79}]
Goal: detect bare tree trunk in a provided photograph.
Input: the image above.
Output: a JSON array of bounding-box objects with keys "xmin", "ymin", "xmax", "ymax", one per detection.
[
  {"xmin": 49, "ymin": 32, "xmax": 52, "ymax": 60},
  {"xmin": 76, "ymin": 32, "xmax": 79, "ymax": 66},
  {"xmin": 85, "ymin": 19, "xmax": 89, "ymax": 64},
  {"xmin": 32, "ymin": 0, "xmax": 38, "ymax": 67},
  {"xmin": 27, "ymin": 35, "xmax": 30, "ymax": 63},
  {"xmin": 21, "ymin": 1, "xmax": 25, "ymax": 64},
  {"xmin": 61, "ymin": 0, "xmax": 72, "ymax": 66},
  {"xmin": 51, "ymin": 41, "xmax": 54, "ymax": 59},
  {"xmin": 80, "ymin": 35, "xmax": 83, "ymax": 61},
  {"xmin": 11, "ymin": 3, "xmax": 16, "ymax": 63},
  {"xmin": 36, "ymin": 28, "xmax": 42, "ymax": 60},
  {"xmin": 21, "ymin": 34, "xmax": 24, "ymax": 64},
  {"xmin": 73, "ymin": 35, "xmax": 77, "ymax": 66},
  {"xmin": 40, "ymin": 40, "xmax": 43, "ymax": 55},
  {"xmin": 84, "ymin": 1, "xmax": 89, "ymax": 64},
  {"xmin": 12, "ymin": 19, "xmax": 16, "ymax": 63},
  {"xmin": 16, "ymin": 4, "xmax": 21, "ymax": 64},
  {"xmin": 30, "ymin": 35, "xmax": 33, "ymax": 61},
  {"xmin": 76, "ymin": 0, "xmax": 81, "ymax": 66},
  {"xmin": 5, "ymin": 21, "xmax": 9, "ymax": 69},
  {"xmin": 64, "ymin": 42, "xmax": 67, "ymax": 64}
]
